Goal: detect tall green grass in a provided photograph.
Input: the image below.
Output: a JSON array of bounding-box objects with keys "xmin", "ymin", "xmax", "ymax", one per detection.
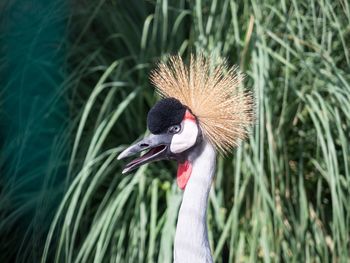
[{"xmin": 38, "ymin": 0, "xmax": 350, "ymax": 262}]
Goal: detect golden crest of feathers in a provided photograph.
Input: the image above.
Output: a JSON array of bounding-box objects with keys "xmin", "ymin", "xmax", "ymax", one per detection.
[{"xmin": 150, "ymin": 54, "xmax": 255, "ymax": 154}]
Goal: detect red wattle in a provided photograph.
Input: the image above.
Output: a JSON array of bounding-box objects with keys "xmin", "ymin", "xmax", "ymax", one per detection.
[{"xmin": 177, "ymin": 160, "xmax": 192, "ymax": 190}]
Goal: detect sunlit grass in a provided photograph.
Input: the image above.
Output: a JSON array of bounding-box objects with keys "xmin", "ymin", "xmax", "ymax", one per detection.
[{"xmin": 4, "ymin": 0, "xmax": 349, "ymax": 262}]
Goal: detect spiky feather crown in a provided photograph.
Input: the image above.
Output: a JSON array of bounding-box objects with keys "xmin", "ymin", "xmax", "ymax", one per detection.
[{"xmin": 150, "ymin": 54, "xmax": 254, "ymax": 154}]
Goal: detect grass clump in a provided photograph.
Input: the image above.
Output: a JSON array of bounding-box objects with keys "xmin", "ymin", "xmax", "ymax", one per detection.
[{"xmin": 3, "ymin": 0, "xmax": 349, "ymax": 262}]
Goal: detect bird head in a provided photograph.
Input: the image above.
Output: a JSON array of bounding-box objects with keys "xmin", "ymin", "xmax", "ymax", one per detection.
[
  {"xmin": 117, "ymin": 97, "xmax": 201, "ymax": 175},
  {"xmin": 118, "ymin": 54, "xmax": 254, "ymax": 189}
]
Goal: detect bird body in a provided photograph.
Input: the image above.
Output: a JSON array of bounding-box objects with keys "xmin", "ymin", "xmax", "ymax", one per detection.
[
  {"xmin": 174, "ymin": 139, "xmax": 216, "ymax": 263},
  {"xmin": 118, "ymin": 54, "xmax": 254, "ymax": 262}
]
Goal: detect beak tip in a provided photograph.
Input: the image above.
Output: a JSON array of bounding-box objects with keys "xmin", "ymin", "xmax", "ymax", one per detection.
[{"xmin": 117, "ymin": 152, "xmax": 126, "ymax": 160}]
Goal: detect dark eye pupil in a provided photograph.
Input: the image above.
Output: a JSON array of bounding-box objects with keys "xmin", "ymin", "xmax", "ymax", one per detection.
[{"xmin": 169, "ymin": 125, "xmax": 180, "ymax": 133}]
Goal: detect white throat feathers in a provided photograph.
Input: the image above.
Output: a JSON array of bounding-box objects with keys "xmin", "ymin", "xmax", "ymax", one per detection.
[{"xmin": 174, "ymin": 139, "xmax": 216, "ymax": 263}]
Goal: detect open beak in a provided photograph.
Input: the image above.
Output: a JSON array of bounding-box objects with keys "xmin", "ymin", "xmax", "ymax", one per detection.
[{"xmin": 117, "ymin": 133, "xmax": 173, "ymax": 174}]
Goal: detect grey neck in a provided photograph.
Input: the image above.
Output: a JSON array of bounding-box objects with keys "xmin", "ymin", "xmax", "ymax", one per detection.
[{"xmin": 174, "ymin": 139, "xmax": 216, "ymax": 263}]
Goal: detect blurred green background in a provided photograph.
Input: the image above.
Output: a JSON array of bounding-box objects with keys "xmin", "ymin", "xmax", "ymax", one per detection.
[{"xmin": 0, "ymin": 0, "xmax": 349, "ymax": 262}]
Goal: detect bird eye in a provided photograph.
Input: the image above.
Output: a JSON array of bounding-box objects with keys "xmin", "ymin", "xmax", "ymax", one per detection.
[{"xmin": 168, "ymin": 124, "xmax": 181, "ymax": 134}]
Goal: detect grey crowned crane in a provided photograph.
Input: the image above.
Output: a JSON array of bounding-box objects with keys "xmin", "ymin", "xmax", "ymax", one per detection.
[{"xmin": 118, "ymin": 54, "xmax": 254, "ymax": 263}]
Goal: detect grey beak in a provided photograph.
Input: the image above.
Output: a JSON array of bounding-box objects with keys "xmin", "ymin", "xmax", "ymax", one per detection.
[{"xmin": 117, "ymin": 133, "xmax": 173, "ymax": 174}]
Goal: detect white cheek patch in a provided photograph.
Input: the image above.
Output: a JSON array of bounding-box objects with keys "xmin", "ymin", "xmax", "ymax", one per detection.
[{"xmin": 170, "ymin": 120, "xmax": 198, "ymax": 153}]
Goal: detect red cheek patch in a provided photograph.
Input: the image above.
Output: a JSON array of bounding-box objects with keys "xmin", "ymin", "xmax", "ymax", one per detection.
[
  {"xmin": 184, "ymin": 110, "xmax": 196, "ymax": 122},
  {"xmin": 177, "ymin": 160, "xmax": 192, "ymax": 190}
]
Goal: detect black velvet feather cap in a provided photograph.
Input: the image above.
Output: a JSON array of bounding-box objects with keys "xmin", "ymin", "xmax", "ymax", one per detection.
[{"xmin": 147, "ymin": 98, "xmax": 187, "ymax": 134}]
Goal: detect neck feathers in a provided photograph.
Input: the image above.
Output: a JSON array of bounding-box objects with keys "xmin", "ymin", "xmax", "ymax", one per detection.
[{"xmin": 174, "ymin": 140, "xmax": 216, "ymax": 263}]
